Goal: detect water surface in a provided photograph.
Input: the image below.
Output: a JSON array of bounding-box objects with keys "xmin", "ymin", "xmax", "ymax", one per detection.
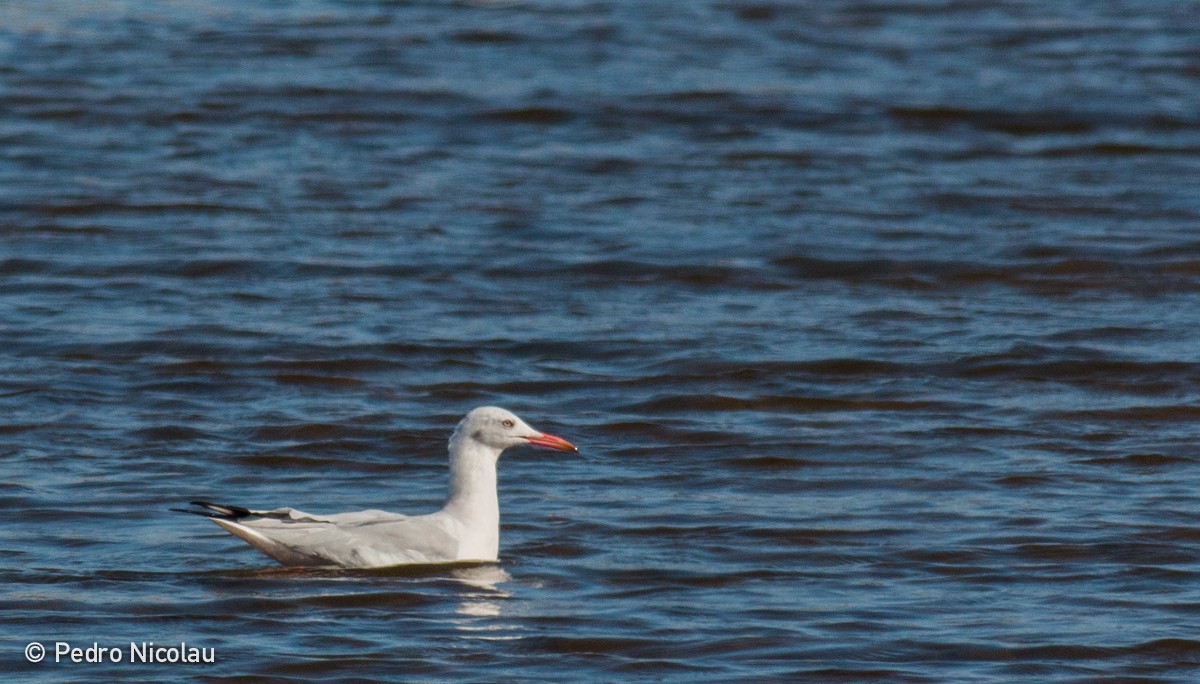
[{"xmin": 3, "ymin": 1, "xmax": 1200, "ymax": 681}]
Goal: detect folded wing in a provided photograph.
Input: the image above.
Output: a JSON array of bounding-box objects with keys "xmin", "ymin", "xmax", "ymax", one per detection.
[{"xmin": 177, "ymin": 501, "xmax": 461, "ymax": 568}]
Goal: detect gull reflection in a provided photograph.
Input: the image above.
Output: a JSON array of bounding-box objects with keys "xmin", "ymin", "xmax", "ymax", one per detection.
[
  {"xmin": 451, "ymin": 564, "xmax": 511, "ymax": 591},
  {"xmin": 451, "ymin": 565, "xmax": 518, "ymax": 634}
]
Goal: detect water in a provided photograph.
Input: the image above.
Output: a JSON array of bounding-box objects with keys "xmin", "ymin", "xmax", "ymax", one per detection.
[{"xmin": 3, "ymin": 0, "xmax": 1200, "ymax": 681}]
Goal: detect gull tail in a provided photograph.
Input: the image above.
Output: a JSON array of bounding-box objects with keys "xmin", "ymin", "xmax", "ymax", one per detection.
[
  {"xmin": 171, "ymin": 500, "xmax": 253, "ymax": 519},
  {"xmin": 173, "ymin": 500, "xmax": 325, "ymax": 567}
]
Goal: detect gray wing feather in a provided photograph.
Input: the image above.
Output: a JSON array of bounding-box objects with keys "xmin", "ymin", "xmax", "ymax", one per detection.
[{"xmin": 214, "ymin": 508, "xmax": 462, "ymax": 568}]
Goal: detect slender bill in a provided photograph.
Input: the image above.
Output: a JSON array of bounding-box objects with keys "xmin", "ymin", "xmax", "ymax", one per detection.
[{"xmin": 524, "ymin": 432, "xmax": 579, "ymax": 452}]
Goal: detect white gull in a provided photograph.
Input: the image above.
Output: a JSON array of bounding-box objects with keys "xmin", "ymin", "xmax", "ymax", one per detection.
[{"xmin": 175, "ymin": 406, "xmax": 578, "ymax": 568}]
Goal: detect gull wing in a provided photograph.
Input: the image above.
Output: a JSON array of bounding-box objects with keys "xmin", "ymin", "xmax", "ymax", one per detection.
[{"xmin": 180, "ymin": 501, "xmax": 463, "ymax": 568}]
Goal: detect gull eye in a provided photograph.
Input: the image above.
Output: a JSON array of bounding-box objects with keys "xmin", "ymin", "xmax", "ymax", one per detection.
[{"xmin": 501, "ymin": 419, "xmax": 514, "ymax": 429}]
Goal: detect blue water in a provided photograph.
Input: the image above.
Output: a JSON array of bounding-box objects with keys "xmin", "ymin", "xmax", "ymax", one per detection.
[{"xmin": 3, "ymin": 1, "xmax": 1200, "ymax": 681}]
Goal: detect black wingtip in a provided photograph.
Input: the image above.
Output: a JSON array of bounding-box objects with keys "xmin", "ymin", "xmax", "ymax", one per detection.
[
  {"xmin": 174, "ymin": 500, "xmax": 253, "ymax": 519},
  {"xmin": 170, "ymin": 506, "xmax": 217, "ymax": 517}
]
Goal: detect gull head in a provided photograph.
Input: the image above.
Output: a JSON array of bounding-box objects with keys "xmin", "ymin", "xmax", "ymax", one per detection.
[{"xmin": 453, "ymin": 406, "xmax": 578, "ymax": 454}]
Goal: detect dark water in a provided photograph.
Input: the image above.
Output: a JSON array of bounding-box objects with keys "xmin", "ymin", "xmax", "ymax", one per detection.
[{"xmin": 3, "ymin": 0, "xmax": 1200, "ymax": 681}]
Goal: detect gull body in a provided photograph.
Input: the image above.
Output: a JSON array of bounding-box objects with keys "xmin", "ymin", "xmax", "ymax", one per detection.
[{"xmin": 176, "ymin": 407, "xmax": 577, "ymax": 568}]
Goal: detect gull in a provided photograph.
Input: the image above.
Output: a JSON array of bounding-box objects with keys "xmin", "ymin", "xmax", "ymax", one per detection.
[{"xmin": 174, "ymin": 406, "xmax": 578, "ymax": 568}]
